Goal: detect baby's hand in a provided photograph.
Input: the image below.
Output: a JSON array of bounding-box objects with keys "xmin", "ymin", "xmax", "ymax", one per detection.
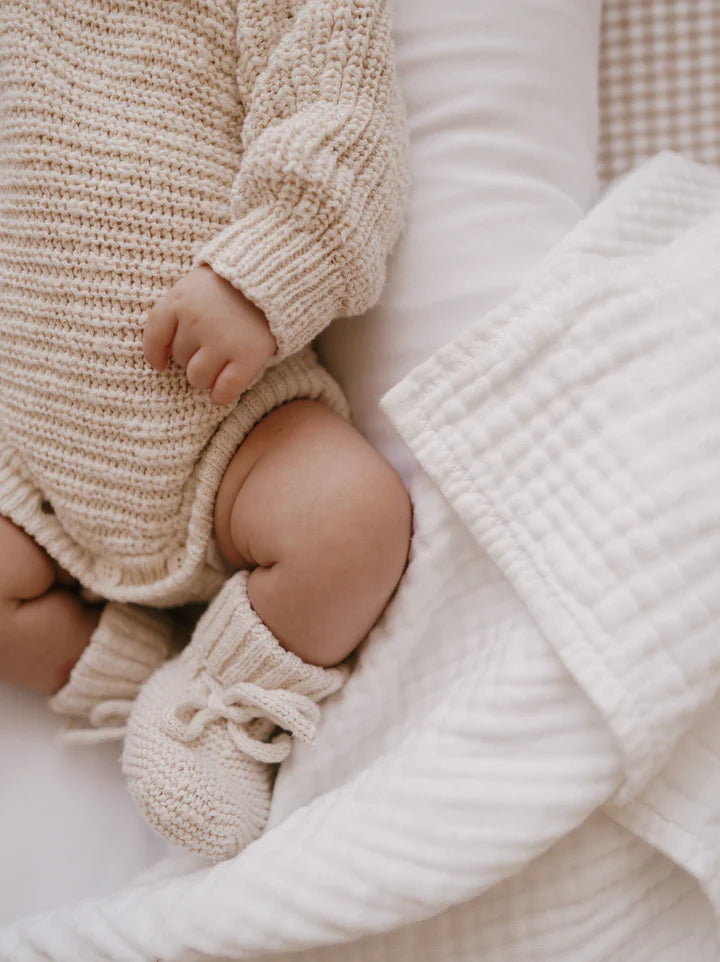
[{"xmin": 143, "ymin": 265, "xmax": 277, "ymax": 406}]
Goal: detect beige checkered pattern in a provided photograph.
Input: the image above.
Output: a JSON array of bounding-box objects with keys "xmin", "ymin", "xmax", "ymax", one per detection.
[{"xmin": 599, "ymin": 0, "xmax": 720, "ymax": 184}]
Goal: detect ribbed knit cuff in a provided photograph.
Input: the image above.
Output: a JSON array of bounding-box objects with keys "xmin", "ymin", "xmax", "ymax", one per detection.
[
  {"xmin": 188, "ymin": 571, "xmax": 349, "ymax": 711},
  {"xmin": 194, "ymin": 206, "xmax": 347, "ymax": 360},
  {"xmin": 50, "ymin": 602, "xmax": 176, "ymax": 720}
]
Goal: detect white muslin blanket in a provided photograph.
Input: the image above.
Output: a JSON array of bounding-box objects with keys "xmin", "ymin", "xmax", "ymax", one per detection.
[{"xmin": 2, "ymin": 151, "xmax": 720, "ymax": 961}]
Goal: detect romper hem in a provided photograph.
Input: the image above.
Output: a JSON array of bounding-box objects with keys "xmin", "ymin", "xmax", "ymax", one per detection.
[{"xmin": 0, "ymin": 348, "xmax": 349, "ymax": 608}]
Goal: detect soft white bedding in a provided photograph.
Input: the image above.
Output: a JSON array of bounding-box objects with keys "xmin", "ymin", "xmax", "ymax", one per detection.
[{"xmin": 0, "ymin": 688, "xmax": 175, "ymax": 924}]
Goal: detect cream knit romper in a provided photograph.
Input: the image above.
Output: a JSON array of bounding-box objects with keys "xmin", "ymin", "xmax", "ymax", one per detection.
[{"xmin": 0, "ymin": 1, "xmax": 408, "ymax": 617}]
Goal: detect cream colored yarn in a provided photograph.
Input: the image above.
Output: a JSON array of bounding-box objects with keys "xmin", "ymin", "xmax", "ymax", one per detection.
[
  {"xmin": 50, "ymin": 602, "xmax": 178, "ymax": 742},
  {"xmin": 122, "ymin": 571, "xmax": 348, "ymax": 860},
  {"xmin": 0, "ymin": 0, "xmax": 409, "ymax": 608}
]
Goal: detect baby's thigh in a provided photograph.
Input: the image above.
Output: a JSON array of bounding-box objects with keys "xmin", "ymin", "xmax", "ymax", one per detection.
[
  {"xmin": 214, "ymin": 399, "xmax": 411, "ymax": 572},
  {"xmin": 214, "ymin": 399, "xmax": 412, "ymax": 663},
  {"xmin": 0, "ymin": 516, "xmax": 56, "ymax": 603}
]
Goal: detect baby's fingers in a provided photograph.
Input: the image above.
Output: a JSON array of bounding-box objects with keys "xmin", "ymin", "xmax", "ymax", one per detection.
[
  {"xmin": 142, "ymin": 298, "xmax": 178, "ymax": 371},
  {"xmin": 185, "ymin": 349, "xmax": 225, "ymax": 391},
  {"xmin": 210, "ymin": 363, "xmax": 248, "ymax": 406}
]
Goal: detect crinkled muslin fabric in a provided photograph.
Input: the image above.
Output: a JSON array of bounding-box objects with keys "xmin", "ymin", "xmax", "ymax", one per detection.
[{"xmin": 3, "ymin": 151, "xmax": 719, "ymax": 961}]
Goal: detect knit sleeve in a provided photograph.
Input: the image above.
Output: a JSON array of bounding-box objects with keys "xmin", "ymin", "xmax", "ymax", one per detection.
[{"xmin": 193, "ymin": 0, "xmax": 410, "ymax": 360}]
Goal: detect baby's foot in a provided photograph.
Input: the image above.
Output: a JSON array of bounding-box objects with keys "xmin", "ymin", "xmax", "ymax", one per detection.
[{"xmin": 121, "ymin": 571, "xmax": 348, "ymax": 860}]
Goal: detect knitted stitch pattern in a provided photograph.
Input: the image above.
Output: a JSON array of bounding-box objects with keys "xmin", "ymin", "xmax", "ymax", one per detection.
[{"xmin": 0, "ymin": 0, "xmax": 408, "ymax": 606}]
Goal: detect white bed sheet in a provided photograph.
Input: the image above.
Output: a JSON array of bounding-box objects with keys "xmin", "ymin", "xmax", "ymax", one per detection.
[
  {"xmin": 0, "ymin": 686, "xmax": 176, "ymax": 925},
  {"xmin": 320, "ymin": 0, "xmax": 601, "ymax": 484}
]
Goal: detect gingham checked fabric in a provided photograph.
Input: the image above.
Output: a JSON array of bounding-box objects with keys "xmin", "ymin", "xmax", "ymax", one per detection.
[{"xmin": 599, "ymin": 0, "xmax": 720, "ymax": 183}]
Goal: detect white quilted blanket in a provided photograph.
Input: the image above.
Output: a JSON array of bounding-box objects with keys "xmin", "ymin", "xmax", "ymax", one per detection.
[{"xmin": 3, "ymin": 152, "xmax": 720, "ymax": 961}]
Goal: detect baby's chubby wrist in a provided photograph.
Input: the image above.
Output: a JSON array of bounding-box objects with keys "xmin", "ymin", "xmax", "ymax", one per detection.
[{"xmin": 142, "ymin": 264, "xmax": 277, "ymax": 406}]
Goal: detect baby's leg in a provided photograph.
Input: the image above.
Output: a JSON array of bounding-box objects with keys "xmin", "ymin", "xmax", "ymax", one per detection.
[
  {"xmin": 214, "ymin": 400, "xmax": 412, "ymax": 667},
  {"xmin": 123, "ymin": 400, "xmax": 410, "ymax": 858},
  {"xmin": 0, "ymin": 517, "xmax": 100, "ymax": 694}
]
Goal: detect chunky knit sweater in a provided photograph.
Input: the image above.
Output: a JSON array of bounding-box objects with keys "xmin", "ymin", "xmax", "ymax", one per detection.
[{"xmin": 0, "ymin": 0, "xmax": 408, "ymax": 606}]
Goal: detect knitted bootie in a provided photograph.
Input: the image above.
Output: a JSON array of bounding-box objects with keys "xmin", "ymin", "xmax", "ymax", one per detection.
[
  {"xmin": 50, "ymin": 602, "xmax": 176, "ymax": 742},
  {"xmin": 121, "ymin": 571, "xmax": 348, "ymax": 861}
]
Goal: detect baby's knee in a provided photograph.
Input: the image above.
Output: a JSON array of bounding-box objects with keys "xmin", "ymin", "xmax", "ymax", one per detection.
[
  {"xmin": 267, "ymin": 400, "xmax": 412, "ymax": 584},
  {"xmin": 285, "ymin": 410, "xmax": 413, "ymax": 646},
  {"xmin": 322, "ymin": 439, "xmax": 412, "ymax": 589},
  {"xmin": 251, "ymin": 436, "xmax": 411, "ymax": 665},
  {"xmin": 217, "ymin": 400, "xmax": 412, "ymax": 664},
  {"xmin": 216, "ymin": 399, "xmax": 412, "ymax": 579}
]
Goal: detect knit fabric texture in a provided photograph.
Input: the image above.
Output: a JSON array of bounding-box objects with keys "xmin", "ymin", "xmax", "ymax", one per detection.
[
  {"xmin": 49, "ymin": 601, "xmax": 178, "ymax": 739},
  {"xmin": 122, "ymin": 570, "xmax": 349, "ymax": 859},
  {"xmin": 0, "ymin": 0, "xmax": 409, "ymax": 607}
]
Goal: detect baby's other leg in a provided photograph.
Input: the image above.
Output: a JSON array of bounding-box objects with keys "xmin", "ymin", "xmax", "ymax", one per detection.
[
  {"xmin": 0, "ymin": 517, "xmax": 100, "ymax": 694},
  {"xmin": 214, "ymin": 400, "xmax": 412, "ymax": 667}
]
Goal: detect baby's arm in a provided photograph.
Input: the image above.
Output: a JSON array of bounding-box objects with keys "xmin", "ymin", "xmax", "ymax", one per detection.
[
  {"xmin": 144, "ymin": 0, "xmax": 408, "ymax": 403},
  {"xmin": 197, "ymin": 0, "xmax": 408, "ymax": 364},
  {"xmin": 0, "ymin": 517, "xmax": 100, "ymax": 694}
]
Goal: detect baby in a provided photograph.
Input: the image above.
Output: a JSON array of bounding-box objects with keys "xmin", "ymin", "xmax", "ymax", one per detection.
[{"xmin": 0, "ymin": 0, "xmax": 410, "ymax": 859}]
